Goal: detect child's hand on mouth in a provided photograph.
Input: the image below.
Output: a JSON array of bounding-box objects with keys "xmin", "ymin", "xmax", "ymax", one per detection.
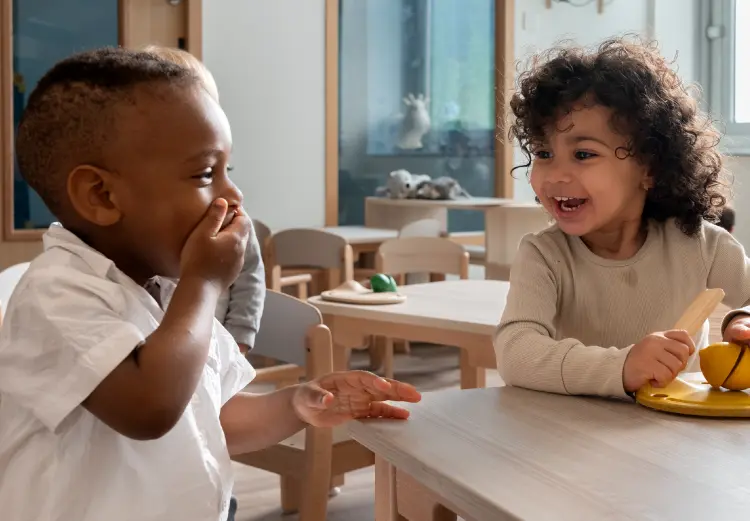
[{"xmin": 180, "ymin": 199, "xmax": 251, "ymax": 291}]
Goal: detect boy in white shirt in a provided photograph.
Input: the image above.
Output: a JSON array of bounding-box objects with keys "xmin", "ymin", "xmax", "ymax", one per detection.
[{"xmin": 0, "ymin": 48, "xmax": 421, "ymax": 521}]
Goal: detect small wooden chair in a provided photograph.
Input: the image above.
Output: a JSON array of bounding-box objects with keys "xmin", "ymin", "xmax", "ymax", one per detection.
[
  {"xmin": 266, "ymin": 228, "xmax": 354, "ymax": 299},
  {"xmin": 355, "ymin": 219, "xmax": 442, "ymax": 284},
  {"xmin": 253, "ymin": 220, "xmax": 317, "ymax": 299},
  {"xmin": 375, "ymin": 237, "xmax": 469, "ymax": 378},
  {"xmin": 232, "ymin": 290, "xmax": 374, "ymax": 520},
  {"xmin": 251, "ymin": 218, "xmax": 272, "ymax": 254}
]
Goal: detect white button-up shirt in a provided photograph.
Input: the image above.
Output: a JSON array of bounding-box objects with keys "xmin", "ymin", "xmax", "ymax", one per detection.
[{"xmin": 0, "ymin": 224, "xmax": 255, "ymax": 521}]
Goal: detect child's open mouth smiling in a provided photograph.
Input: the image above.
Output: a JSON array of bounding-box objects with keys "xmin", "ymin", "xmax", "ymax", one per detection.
[{"xmin": 552, "ymin": 196, "xmax": 588, "ymax": 216}]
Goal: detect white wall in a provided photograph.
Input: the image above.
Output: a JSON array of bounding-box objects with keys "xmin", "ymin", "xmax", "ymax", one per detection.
[
  {"xmin": 203, "ymin": 0, "xmax": 700, "ymax": 227},
  {"xmin": 203, "ymin": 0, "xmax": 326, "ymax": 230},
  {"xmin": 511, "ymin": 0, "xmax": 700, "ymax": 202},
  {"xmin": 727, "ymin": 157, "xmax": 750, "ymax": 249}
]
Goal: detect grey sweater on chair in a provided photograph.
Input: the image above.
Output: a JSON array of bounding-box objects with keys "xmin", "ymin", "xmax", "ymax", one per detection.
[{"xmin": 214, "ymin": 220, "xmax": 266, "ymax": 349}]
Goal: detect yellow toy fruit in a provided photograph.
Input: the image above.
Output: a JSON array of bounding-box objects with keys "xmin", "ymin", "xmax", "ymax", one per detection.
[
  {"xmin": 698, "ymin": 342, "xmax": 750, "ymax": 391},
  {"xmin": 724, "ymin": 346, "xmax": 750, "ymax": 390}
]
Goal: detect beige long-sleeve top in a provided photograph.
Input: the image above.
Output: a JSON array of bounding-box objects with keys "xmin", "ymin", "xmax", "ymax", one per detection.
[{"xmin": 494, "ymin": 218, "xmax": 750, "ymax": 399}]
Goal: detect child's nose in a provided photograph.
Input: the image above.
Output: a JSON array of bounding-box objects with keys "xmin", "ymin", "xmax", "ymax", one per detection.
[
  {"xmin": 545, "ymin": 161, "xmax": 574, "ymax": 183},
  {"xmin": 224, "ymin": 182, "xmax": 244, "ymax": 210}
]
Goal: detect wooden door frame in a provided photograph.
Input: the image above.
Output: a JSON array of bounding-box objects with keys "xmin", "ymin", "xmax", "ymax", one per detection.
[
  {"xmin": 324, "ymin": 0, "xmax": 515, "ymax": 226},
  {"xmin": 1, "ymin": 0, "xmax": 203, "ymax": 242}
]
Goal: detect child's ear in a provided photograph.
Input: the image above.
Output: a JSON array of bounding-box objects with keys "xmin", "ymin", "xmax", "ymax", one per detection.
[
  {"xmin": 641, "ymin": 173, "xmax": 654, "ymax": 191},
  {"xmin": 66, "ymin": 165, "xmax": 123, "ymax": 226}
]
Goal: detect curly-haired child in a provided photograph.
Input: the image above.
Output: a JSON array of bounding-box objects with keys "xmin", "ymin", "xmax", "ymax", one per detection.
[{"xmin": 494, "ymin": 36, "xmax": 750, "ymax": 399}]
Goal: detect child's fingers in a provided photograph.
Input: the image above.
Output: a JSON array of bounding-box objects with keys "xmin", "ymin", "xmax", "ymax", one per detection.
[
  {"xmin": 726, "ymin": 323, "xmax": 750, "ymax": 342},
  {"xmin": 365, "ymin": 402, "xmax": 411, "ymax": 419},
  {"xmin": 650, "ymin": 361, "xmax": 676, "ymax": 388},
  {"xmin": 378, "ymin": 378, "xmax": 422, "ymax": 402},
  {"xmin": 301, "ymin": 384, "xmax": 334, "ymax": 410}
]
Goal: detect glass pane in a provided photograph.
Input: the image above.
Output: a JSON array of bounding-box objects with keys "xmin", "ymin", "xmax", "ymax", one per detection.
[
  {"xmin": 734, "ymin": 0, "xmax": 750, "ymax": 123},
  {"xmin": 12, "ymin": 0, "xmax": 119, "ymax": 230},
  {"xmin": 338, "ymin": 0, "xmax": 495, "ymax": 232}
]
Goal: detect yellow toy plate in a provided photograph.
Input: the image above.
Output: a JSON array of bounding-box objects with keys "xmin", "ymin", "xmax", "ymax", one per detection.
[{"xmin": 636, "ymin": 372, "xmax": 750, "ymax": 417}]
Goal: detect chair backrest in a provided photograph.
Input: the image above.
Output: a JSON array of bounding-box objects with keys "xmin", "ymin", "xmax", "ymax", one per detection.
[
  {"xmin": 251, "ymin": 218, "xmax": 272, "ymax": 254},
  {"xmin": 252, "ymin": 290, "xmax": 329, "ymax": 370},
  {"xmin": 0, "ymin": 262, "xmax": 30, "ymax": 323},
  {"xmin": 398, "ymin": 218, "xmax": 442, "ymax": 238},
  {"xmin": 268, "ymin": 228, "xmax": 353, "ymax": 275},
  {"xmin": 376, "ymin": 237, "xmax": 469, "ymax": 278}
]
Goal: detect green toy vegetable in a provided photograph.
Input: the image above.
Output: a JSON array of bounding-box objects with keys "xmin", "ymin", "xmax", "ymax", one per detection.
[{"xmin": 370, "ymin": 273, "xmax": 398, "ymax": 293}]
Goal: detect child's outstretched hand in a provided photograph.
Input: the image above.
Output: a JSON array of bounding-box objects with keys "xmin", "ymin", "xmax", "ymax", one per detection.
[
  {"xmin": 623, "ymin": 330, "xmax": 696, "ymax": 393},
  {"xmin": 292, "ymin": 371, "xmax": 422, "ymax": 428},
  {"xmin": 723, "ymin": 315, "xmax": 750, "ymax": 344}
]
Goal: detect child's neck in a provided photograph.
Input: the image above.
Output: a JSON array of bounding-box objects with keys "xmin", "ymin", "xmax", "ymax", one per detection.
[{"xmin": 580, "ymin": 218, "xmax": 647, "ymax": 260}]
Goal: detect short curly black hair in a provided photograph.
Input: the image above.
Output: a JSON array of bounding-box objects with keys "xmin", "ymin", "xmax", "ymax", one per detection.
[
  {"xmin": 15, "ymin": 47, "xmax": 199, "ymax": 218},
  {"xmin": 509, "ymin": 36, "xmax": 727, "ymax": 236}
]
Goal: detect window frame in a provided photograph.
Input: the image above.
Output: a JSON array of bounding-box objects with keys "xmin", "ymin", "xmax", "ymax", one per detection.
[
  {"xmin": 324, "ymin": 0, "xmax": 516, "ymax": 226},
  {"xmin": 700, "ymin": 0, "xmax": 750, "ymax": 154}
]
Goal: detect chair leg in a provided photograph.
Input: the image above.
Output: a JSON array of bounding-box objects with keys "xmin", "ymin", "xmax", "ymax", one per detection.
[
  {"xmin": 369, "ymin": 336, "xmax": 384, "ymax": 371},
  {"xmin": 384, "ymin": 338, "xmax": 395, "ymax": 379},
  {"xmin": 299, "ymin": 427, "xmax": 333, "ymax": 521},
  {"xmin": 393, "ymin": 339, "xmax": 410, "ymax": 354},
  {"xmin": 329, "ymin": 474, "xmax": 345, "ymax": 497},
  {"xmin": 280, "ymin": 476, "xmax": 301, "ymax": 514}
]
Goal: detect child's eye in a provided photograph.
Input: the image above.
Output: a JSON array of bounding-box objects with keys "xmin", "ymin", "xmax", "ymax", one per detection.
[
  {"xmin": 574, "ymin": 150, "xmax": 597, "ymax": 160},
  {"xmin": 192, "ymin": 168, "xmax": 214, "ymax": 182},
  {"xmin": 532, "ymin": 150, "xmax": 552, "ymax": 159}
]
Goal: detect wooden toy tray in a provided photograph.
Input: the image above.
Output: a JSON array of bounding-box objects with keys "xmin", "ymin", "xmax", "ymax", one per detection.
[
  {"xmin": 320, "ymin": 280, "xmax": 406, "ymax": 305},
  {"xmin": 636, "ymin": 372, "xmax": 750, "ymax": 417}
]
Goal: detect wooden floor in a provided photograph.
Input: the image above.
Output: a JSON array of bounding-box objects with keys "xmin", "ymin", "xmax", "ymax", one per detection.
[{"xmin": 232, "ymin": 308, "xmax": 728, "ymax": 521}]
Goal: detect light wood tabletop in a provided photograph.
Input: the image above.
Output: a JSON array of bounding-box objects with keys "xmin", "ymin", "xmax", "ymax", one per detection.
[
  {"xmin": 322, "ymin": 225, "xmax": 399, "ymax": 245},
  {"xmin": 349, "ymin": 386, "xmax": 750, "ymax": 521},
  {"xmin": 310, "ymin": 279, "xmax": 508, "ymax": 334},
  {"xmin": 309, "ymin": 279, "xmax": 509, "ymax": 388}
]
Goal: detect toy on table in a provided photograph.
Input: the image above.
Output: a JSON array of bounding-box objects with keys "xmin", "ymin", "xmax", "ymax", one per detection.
[
  {"xmin": 699, "ymin": 342, "xmax": 750, "ymax": 390},
  {"xmin": 636, "ymin": 288, "xmax": 750, "ymax": 417},
  {"xmin": 370, "ymin": 273, "xmax": 398, "ymax": 293},
  {"xmin": 320, "ymin": 277, "xmax": 406, "ymax": 305},
  {"xmin": 375, "ymin": 169, "xmax": 470, "ymax": 201}
]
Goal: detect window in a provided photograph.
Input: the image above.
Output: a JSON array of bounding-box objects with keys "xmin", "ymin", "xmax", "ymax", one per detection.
[
  {"xmin": 702, "ymin": 0, "xmax": 750, "ymax": 154},
  {"xmin": 6, "ymin": 0, "xmax": 119, "ymax": 233},
  {"xmin": 337, "ymin": 0, "xmax": 499, "ymax": 232}
]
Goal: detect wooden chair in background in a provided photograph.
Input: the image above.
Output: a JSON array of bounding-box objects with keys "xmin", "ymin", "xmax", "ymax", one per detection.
[
  {"xmin": 232, "ymin": 290, "xmax": 374, "ymax": 521},
  {"xmin": 252, "ymin": 219, "xmax": 316, "ymax": 299},
  {"xmin": 375, "ymin": 237, "xmax": 469, "ymax": 378},
  {"xmin": 266, "ymin": 228, "xmax": 354, "ymax": 299},
  {"xmin": 354, "ymin": 219, "xmax": 442, "ymax": 284}
]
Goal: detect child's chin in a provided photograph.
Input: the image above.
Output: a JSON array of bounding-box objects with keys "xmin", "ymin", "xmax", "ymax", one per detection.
[{"xmin": 555, "ymin": 220, "xmax": 591, "ymax": 237}]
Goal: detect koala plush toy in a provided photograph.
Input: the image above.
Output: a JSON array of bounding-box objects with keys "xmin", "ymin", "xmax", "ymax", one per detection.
[{"xmin": 376, "ymin": 169, "xmax": 431, "ymax": 199}]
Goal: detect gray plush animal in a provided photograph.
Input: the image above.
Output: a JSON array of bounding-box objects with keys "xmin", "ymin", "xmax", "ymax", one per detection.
[
  {"xmin": 414, "ymin": 176, "xmax": 471, "ymax": 200},
  {"xmin": 375, "ymin": 169, "xmax": 431, "ymax": 199}
]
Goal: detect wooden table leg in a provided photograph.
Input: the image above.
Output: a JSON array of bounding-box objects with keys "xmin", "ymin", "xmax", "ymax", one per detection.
[
  {"xmin": 459, "ymin": 349, "xmax": 486, "ymax": 389},
  {"xmin": 332, "ymin": 342, "xmax": 351, "ymax": 371},
  {"xmin": 375, "ymin": 456, "xmax": 401, "ymax": 521}
]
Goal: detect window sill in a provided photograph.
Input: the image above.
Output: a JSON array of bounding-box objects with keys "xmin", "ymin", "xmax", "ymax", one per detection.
[{"xmin": 720, "ymin": 134, "xmax": 750, "ymax": 157}]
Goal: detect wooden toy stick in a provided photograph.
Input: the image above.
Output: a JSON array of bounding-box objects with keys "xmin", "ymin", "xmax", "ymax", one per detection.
[{"xmin": 673, "ymin": 288, "xmax": 725, "ymax": 336}]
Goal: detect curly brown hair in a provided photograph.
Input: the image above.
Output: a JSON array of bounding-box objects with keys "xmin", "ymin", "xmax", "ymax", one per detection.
[{"xmin": 508, "ymin": 36, "xmax": 727, "ymax": 236}]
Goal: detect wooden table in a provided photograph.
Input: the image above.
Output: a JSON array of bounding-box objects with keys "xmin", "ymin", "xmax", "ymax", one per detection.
[
  {"xmin": 364, "ymin": 197, "xmax": 550, "ymax": 280},
  {"xmin": 308, "ymin": 279, "xmax": 508, "ymax": 388},
  {"xmin": 322, "ymin": 225, "xmax": 398, "ymax": 259},
  {"xmin": 350, "ymin": 386, "xmax": 750, "ymax": 521}
]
